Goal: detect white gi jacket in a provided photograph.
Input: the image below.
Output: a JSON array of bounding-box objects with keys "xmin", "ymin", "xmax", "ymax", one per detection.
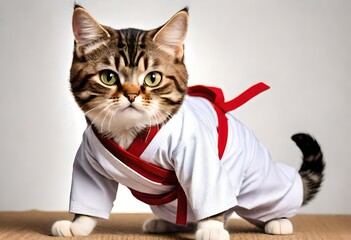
[{"xmin": 69, "ymin": 91, "xmax": 303, "ymax": 225}]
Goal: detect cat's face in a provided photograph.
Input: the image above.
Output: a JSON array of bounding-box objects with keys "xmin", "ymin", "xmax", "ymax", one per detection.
[{"xmin": 70, "ymin": 6, "xmax": 188, "ymax": 138}]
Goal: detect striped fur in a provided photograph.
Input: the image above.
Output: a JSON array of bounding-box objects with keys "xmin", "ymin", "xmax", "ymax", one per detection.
[
  {"xmin": 291, "ymin": 133, "xmax": 325, "ymax": 205},
  {"xmin": 70, "ymin": 7, "xmax": 188, "ymax": 148}
]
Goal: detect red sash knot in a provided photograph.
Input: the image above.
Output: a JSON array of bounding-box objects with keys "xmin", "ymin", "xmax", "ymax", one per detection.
[
  {"xmin": 94, "ymin": 82, "xmax": 270, "ymax": 225},
  {"xmin": 187, "ymin": 82, "xmax": 270, "ymax": 159}
]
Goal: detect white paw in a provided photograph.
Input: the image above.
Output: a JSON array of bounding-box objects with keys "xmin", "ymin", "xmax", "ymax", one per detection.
[
  {"xmin": 51, "ymin": 220, "xmax": 73, "ymax": 237},
  {"xmin": 51, "ymin": 216, "xmax": 97, "ymax": 237},
  {"xmin": 264, "ymin": 218, "xmax": 293, "ymax": 235},
  {"xmin": 70, "ymin": 216, "xmax": 97, "ymax": 236},
  {"xmin": 196, "ymin": 220, "xmax": 229, "ymax": 240},
  {"xmin": 195, "ymin": 228, "xmax": 230, "ymax": 240},
  {"xmin": 143, "ymin": 218, "xmax": 178, "ymax": 233}
]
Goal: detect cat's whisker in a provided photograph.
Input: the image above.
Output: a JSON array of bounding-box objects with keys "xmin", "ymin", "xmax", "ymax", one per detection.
[
  {"xmin": 108, "ymin": 104, "xmax": 120, "ymax": 133},
  {"xmin": 83, "ymin": 99, "xmax": 113, "ymax": 116},
  {"xmin": 100, "ymin": 108, "xmax": 112, "ymax": 132},
  {"xmin": 100, "ymin": 101, "xmax": 118, "ymax": 131},
  {"xmin": 78, "ymin": 96, "xmax": 107, "ymax": 109},
  {"xmin": 84, "ymin": 105, "xmax": 104, "ymax": 117},
  {"xmin": 83, "ymin": 100, "xmax": 116, "ymax": 127},
  {"xmin": 90, "ymin": 103, "xmax": 114, "ymax": 129}
]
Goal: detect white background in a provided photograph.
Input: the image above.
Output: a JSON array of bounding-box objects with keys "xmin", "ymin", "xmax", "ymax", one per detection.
[{"xmin": 0, "ymin": 0, "xmax": 350, "ymax": 215}]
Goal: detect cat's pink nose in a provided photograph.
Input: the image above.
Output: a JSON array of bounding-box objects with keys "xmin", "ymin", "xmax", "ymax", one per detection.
[
  {"xmin": 125, "ymin": 92, "xmax": 138, "ymax": 103},
  {"xmin": 122, "ymin": 83, "xmax": 140, "ymax": 103}
]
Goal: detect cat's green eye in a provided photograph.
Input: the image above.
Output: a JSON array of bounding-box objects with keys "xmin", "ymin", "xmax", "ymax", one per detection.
[
  {"xmin": 100, "ymin": 70, "xmax": 119, "ymax": 86},
  {"xmin": 144, "ymin": 72, "xmax": 162, "ymax": 87}
]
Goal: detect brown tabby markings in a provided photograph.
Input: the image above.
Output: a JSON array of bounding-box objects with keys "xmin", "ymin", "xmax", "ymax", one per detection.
[{"xmin": 70, "ymin": 21, "xmax": 188, "ymax": 135}]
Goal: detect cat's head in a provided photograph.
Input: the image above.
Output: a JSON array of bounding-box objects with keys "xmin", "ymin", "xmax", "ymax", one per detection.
[{"xmin": 70, "ymin": 5, "xmax": 188, "ymax": 138}]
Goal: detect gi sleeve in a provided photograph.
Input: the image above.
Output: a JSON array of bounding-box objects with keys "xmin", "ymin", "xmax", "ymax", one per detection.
[
  {"xmin": 69, "ymin": 140, "xmax": 118, "ymax": 219},
  {"xmin": 172, "ymin": 126, "xmax": 238, "ymax": 221}
]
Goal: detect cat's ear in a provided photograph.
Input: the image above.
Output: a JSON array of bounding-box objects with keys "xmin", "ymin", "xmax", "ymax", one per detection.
[
  {"xmin": 72, "ymin": 6, "xmax": 110, "ymax": 46},
  {"xmin": 153, "ymin": 8, "xmax": 188, "ymax": 60}
]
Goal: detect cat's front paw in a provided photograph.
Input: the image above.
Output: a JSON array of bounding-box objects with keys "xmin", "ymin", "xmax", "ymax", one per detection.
[
  {"xmin": 264, "ymin": 218, "xmax": 293, "ymax": 235},
  {"xmin": 143, "ymin": 218, "xmax": 179, "ymax": 233},
  {"xmin": 51, "ymin": 216, "xmax": 97, "ymax": 237},
  {"xmin": 195, "ymin": 220, "xmax": 229, "ymax": 240},
  {"xmin": 51, "ymin": 220, "xmax": 73, "ymax": 237}
]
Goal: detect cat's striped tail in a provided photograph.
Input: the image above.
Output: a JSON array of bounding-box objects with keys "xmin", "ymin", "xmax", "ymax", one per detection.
[{"xmin": 291, "ymin": 133, "xmax": 325, "ymax": 206}]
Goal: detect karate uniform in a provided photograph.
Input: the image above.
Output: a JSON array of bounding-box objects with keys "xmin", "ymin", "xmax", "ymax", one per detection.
[{"xmin": 69, "ymin": 91, "xmax": 303, "ymax": 225}]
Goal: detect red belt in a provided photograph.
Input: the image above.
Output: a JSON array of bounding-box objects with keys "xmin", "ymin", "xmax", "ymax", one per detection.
[{"xmin": 95, "ymin": 82, "xmax": 269, "ymax": 225}]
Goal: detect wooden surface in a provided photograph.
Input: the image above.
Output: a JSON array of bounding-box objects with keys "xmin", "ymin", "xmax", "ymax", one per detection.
[{"xmin": 0, "ymin": 211, "xmax": 350, "ymax": 239}]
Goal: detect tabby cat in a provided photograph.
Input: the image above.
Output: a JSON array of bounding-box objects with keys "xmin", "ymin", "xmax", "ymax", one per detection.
[{"xmin": 51, "ymin": 6, "xmax": 325, "ymax": 240}]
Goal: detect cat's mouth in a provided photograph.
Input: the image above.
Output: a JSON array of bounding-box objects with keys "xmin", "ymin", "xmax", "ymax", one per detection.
[{"xmin": 123, "ymin": 104, "xmax": 141, "ymax": 112}]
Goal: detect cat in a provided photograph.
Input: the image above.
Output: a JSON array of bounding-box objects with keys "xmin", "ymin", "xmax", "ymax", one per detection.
[{"xmin": 51, "ymin": 5, "xmax": 325, "ymax": 240}]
